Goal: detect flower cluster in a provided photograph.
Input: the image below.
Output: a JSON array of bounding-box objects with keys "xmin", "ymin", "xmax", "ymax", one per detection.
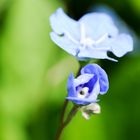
[{"xmin": 50, "ymin": 8, "xmax": 133, "ymax": 119}]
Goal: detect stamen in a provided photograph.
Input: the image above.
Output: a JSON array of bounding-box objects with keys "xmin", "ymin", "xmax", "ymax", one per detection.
[
  {"xmin": 64, "ymin": 23, "xmax": 109, "ymax": 50},
  {"xmin": 95, "ymin": 33, "xmax": 108, "ymax": 44},
  {"xmin": 65, "ymin": 31, "xmax": 79, "ymax": 44},
  {"xmin": 84, "ymin": 38, "xmax": 95, "ymax": 46},
  {"xmin": 80, "ymin": 23, "xmax": 86, "ymax": 45},
  {"xmin": 79, "ymin": 23, "xmax": 109, "ymax": 48}
]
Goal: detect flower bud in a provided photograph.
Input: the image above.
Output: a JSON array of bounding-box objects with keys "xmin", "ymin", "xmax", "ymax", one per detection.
[{"xmin": 81, "ymin": 103, "xmax": 101, "ymax": 120}]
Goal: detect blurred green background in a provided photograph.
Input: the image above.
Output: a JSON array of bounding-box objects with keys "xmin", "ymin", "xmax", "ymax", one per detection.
[{"xmin": 0, "ymin": 0, "xmax": 140, "ymax": 140}]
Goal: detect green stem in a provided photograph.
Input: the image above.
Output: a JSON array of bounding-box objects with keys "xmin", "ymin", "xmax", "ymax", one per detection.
[
  {"xmin": 60, "ymin": 100, "xmax": 69, "ymax": 123},
  {"xmin": 63, "ymin": 105, "xmax": 79, "ymax": 127},
  {"xmin": 55, "ymin": 104, "xmax": 79, "ymax": 140},
  {"xmin": 55, "ymin": 100, "xmax": 69, "ymax": 140},
  {"xmin": 55, "ymin": 62, "xmax": 83, "ymax": 140}
]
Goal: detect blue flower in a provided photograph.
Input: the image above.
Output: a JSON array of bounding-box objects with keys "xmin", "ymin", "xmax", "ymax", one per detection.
[
  {"xmin": 50, "ymin": 8, "xmax": 133, "ymax": 61},
  {"xmin": 67, "ymin": 64, "xmax": 109, "ymax": 105}
]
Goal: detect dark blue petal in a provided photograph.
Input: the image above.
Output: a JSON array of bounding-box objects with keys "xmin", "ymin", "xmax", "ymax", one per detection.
[
  {"xmin": 96, "ymin": 65, "xmax": 109, "ymax": 94},
  {"xmin": 66, "ymin": 97, "xmax": 97, "ymax": 105},
  {"xmin": 80, "ymin": 64, "xmax": 98, "ymax": 75},
  {"xmin": 81, "ymin": 64, "xmax": 109, "ymax": 94},
  {"xmin": 67, "ymin": 73, "xmax": 76, "ymax": 97},
  {"xmin": 83, "ymin": 75, "xmax": 98, "ymax": 93}
]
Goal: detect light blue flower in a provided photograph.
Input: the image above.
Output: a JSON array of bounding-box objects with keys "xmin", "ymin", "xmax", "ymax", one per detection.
[
  {"xmin": 50, "ymin": 8, "xmax": 133, "ymax": 61},
  {"xmin": 67, "ymin": 64, "xmax": 109, "ymax": 105}
]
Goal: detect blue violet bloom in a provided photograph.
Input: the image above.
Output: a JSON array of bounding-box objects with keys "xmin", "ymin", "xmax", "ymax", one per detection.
[
  {"xmin": 67, "ymin": 64, "xmax": 109, "ymax": 105},
  {"xmin": 50, "ymin": 8, "xmax": 133, "ymax": 61}
]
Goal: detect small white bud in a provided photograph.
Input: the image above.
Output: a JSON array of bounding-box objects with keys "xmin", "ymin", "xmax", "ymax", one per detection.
[{"xmin": 81, "ymin": 103, "xmax": 101, "ymax": 120}]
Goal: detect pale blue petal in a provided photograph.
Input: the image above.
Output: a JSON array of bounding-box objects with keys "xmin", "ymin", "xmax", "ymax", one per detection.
[
  {"xmin": 50, "ymin": 32, "xmax": 80, "ymax": 56},
  {"xmin": 74, "ymin": 74, "xmax": 94, "ymax": 87},
  {"xmin": 79, "ymin": 13, "xmax": 118, "ymax": 39},
  {"xmin": 110, "ymin": 34, "xmax": 133, "ymax": 57},
  {"xmin": 50, "ymin": 8, "xmax": 80, "ymax": 40},
  {"xmin": 78, "ymin": 47, "xmax": 107, "ymax": 59},
  {"xmin": 78, "ymin": 47, "xmax": 117, "ymax": 61}
]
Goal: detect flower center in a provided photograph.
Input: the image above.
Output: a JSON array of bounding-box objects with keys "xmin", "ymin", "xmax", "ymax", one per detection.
[
  {"xmin": 80, "ymin": 23, "xmax": 108, "ymax": 48},
  {"xmin": 64, "ymin": 23, "xmax": 110, "ymax": 52},
  {"xmin": 77, "ymin": 87, "xmax": 89, "ymax": 99}
]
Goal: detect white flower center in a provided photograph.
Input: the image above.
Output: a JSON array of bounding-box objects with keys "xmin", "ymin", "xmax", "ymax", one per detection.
[
  {"xmin": 64, "ymin": 23, "xmax": 110, "ymax": 52},
  {"xmin": 77, "ymin": 87, "xmax": 89, "ymax": 99},
  {"xmin": 80, "ymin": 23, "xmax": 108, "ymax": 48}
]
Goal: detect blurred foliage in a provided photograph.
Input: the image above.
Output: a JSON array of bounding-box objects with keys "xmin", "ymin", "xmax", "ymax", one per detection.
[{"xmin": 0, "ymin": 0, "xmax": 140, "ymax": 140}]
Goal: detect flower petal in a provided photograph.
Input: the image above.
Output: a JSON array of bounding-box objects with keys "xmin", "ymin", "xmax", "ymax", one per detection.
[
  {"xmin": 81, "ymin": 64, "xmax": 109, "ymax": 94},
  {"xmin": 81, "ymin": 64, "xmax": 98, "ymax": 74},
  {"xmin": 88, "ymin": 79, "xmax": 100, "ymax": 100},
  {"xmin": 83, "ymin": 75, "xmax": 98, "ymax": 93},
  {"xmin": 50, "ymin": 32, "xmax": 80, "ymax": 56},
  {"xmin": 66, "ymin": 96, "xmax": 97, "ymax": 105},
  {"xmin": 78, "ymin": 47, "xmax": 117, "ymax": 61},
  {"xmin": 96, "ymin": 65, "xmax": 109, "ymax": 94},
  {"xmin": 79, "ymin": 13, "xmax": 118, "ymax": 39},
  {"xmin": 74, "ymin": 74, "xmax": 94, "ymax": 87},
  {"xmin": 50, "ymin": 8, "xmax": 133, "ymax": 61},
  {"xmin": 50, "ymin": 8, "xmax": 80, "ymax": 40},
  {"xmin": 67, "ymin": 79, "xmax": 100, "ymax": 105},
  {"xmin": 67, "ymin": 73, "xmax": 76, "ymax": 97},
  {"xmin": 111, "ymin": 33, "xmax": 133, "ymax": 57}
]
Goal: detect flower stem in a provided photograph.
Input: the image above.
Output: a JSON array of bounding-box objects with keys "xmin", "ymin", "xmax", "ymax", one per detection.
[
  {"xmin": 55, "ymin": 63, "xmax": 82, "ymax": 140},
  {"xmin": 63, "ymin": 105, "xmax": 79, "ymax": 127},
  {"xmin": 55, "ymin": 104, "xmax": 79, "ymax": 140},
  {"xmin": 60, "ymin": 100, "xmax": 69, "ymax": 123},
  {"xmin": 55, "ymin": 100, "xmax": 68, "ymax": 140},
  {"xmin": 55, "ymin": 122, "xmax": 65, "ymax": 140}
]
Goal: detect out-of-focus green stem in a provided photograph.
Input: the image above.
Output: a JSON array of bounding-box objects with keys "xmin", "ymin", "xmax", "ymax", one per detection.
[
  {"xmin": 55, "ymin": 104, "xmax": 79, "ymax": 140},
  {"xmin": 63, "ymin": 105, "xmax": 79, "ymax": 127},
  {"xmin": 55, "ymin": 60, "xmax": 95, "ymax": 140},
  {"xmin": 60, "ymin": 100, "xmax": 69, "ymax": 123}
]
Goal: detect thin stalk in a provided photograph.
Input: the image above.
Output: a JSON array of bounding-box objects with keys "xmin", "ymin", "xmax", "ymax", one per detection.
[
  {"xmin": 63, "ymin": 105, "xmax": 79, "ymax": 127},
  {"xmin": 60, "ymin": 100, "xmax": 69, "ymax": 123},
  {"xmin": 55, "ymin": 62, "xmax": 84, "ymax": 140},
  {"xmin": 55, "ymin": 105, "xmax": 79, "ymax": 140},
  {"xmin": 55, "ymin": 100, "xmax": 69, "ymax": 140}
]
